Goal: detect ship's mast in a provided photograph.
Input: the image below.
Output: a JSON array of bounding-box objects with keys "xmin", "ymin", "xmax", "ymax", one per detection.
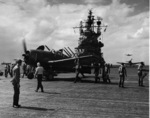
[{"xmin": 76, "ymin": 10, "xmax": 106, "ymax": 36}]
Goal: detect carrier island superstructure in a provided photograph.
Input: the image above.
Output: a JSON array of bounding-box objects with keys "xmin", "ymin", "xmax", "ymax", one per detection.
[{"xmin": 74, "ymin": 10, "xmax": 107, "ymax": 68}]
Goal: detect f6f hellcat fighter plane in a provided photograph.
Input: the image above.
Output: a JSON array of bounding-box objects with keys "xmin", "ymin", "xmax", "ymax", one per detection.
[{"xmin": 22, "ymin": 39, "xmax": 95, "ymax": 80}]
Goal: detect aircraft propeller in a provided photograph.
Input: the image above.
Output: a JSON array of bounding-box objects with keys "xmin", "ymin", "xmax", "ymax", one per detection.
[
  {"xmin": 22, "ymin": 39, "xmax": 30, "ymax": 63},
  {"xmin": 23, "ymin": 39, "xmax": 27, "ymax": 53}
]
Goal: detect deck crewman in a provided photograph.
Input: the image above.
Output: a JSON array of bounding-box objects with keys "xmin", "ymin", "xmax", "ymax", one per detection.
[
  {"xmin": 137, "ymin": 62, "xmax": 148, "ymax": 86},
  {"xmin": 11, "ymin": 59, "xmax": 22, "ymax": 108},
  {"xmin": 74, "ymin": 58, "xmax": 85, "ymax": 83},
  {"xmin": 34, "ymin": 62, "xmax": 44, "ymax": 92},
  {"xmin": 118, "ymin": 63, "xmax": 127, "ymax": 88}
]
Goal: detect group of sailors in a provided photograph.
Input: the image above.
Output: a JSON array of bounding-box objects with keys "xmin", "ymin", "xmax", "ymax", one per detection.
[
  {"xmin": 4, "ymin": 62, "xmax": 31, "ymax": 78},
  {"xmin": 118, "ymin": 62, "xmax": 148, "ymax": 87},
  {"xmin": 94, "ymin": 62, "xmax": 111, "ymax": 83},
  {"xmin": 4, "ymin": 64, "xmax": 14, "ymax": 78},
  {"xmin": 3, "ymin": 59, "xmax": 148, "ymax": 88},
  {"xmin": 74, "ymin": 59, "xmax": 148, "ymax": 87},
  {"xmin": 74, "ymin": 58, "xmax": 111, "ymax": 83}
]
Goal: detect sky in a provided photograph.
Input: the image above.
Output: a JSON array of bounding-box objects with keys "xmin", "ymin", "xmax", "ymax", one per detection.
[{"xmin": 0, "ymin": 0, "xmax": 149, "ymax": 65}]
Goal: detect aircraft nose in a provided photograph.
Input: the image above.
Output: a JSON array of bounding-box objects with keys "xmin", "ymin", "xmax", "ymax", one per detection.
[{"xmin": 22, "ymin": 51, "xmax": 30, "ymax": 63}]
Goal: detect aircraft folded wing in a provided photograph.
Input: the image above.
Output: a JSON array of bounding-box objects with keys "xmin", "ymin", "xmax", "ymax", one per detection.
[
  {"xmin": 48, "ymin": 55, "xmax": 94, "ymax": 64},
  {"xmin": 48, "ymin": 57, "xmax": 75, "ymax": 64},
  {"xmin": 131, "ymin": 62, "xmax": 142, "ymax": 65},
  {"xmin": 1, "ymin": 62, "xmax": 11, "ymax": 65}
]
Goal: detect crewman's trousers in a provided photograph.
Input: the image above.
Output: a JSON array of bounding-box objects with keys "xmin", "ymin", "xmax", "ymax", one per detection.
[
  {"xmin": 36, "ymin": 74, "xmax": 43, "ymax": 91},
  {"xmin": 13, "ymin": 85, "xmax": 20, "ymax": 106}
]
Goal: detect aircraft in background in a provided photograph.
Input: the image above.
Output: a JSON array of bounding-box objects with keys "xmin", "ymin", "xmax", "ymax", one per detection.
[
  {"xmin": 22, "ymin": 39, "xmax": 96, "ymax": 80},
  {"xmin": 1, "ymin": 59, "xmax": 20, "ymax": 68},
  {"xmin": 1, "ymin": 58, "xmax": 22, "ymax": 65},
  {"xmin": 1, "ymin": 62, "xmax": 14, "ymax": 77},
  {"xmin": 117, "ymin": 58, "xmax": 144, "ymax": 66},
  {"xmin": 1, "ymin": 62, "xmax": 11, "ymax": 65},
  {"xmin": 125, "ymin": 54, "xmax": 132, "ymax": 56}
]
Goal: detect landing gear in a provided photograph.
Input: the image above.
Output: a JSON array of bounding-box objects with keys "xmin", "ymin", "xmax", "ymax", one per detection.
[
  {"xmin": 27, "ymin": 72, "xmax": 34, "ymax": 79},
  {"xmin": 48, "ymin": 74, "xmax": 54, "ymax": 80},
  {"xmin": 45, "ymin": 70, "xmax": 57, "ymax": 81}
]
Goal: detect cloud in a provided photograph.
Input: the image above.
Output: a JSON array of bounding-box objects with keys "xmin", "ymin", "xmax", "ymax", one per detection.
[
  {"xmin": 127, "ymin": 16, "xmax": 149, "ymax": 40},
  {"xmin": 97, "ymin": 0, "xmax": 149, "ymax": 64},
  {"xmin": 83, "ymin": 0, "xmax": 112, "ymax": 5},
  {"xmin": 83, "ymin": 0, "xmax": 103, "ymax": 4},
  {"xmin": 0, "ymin": 0, "xmax": 149, "ymax": 65}
]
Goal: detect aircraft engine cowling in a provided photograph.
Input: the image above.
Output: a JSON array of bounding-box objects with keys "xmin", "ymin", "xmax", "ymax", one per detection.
[
  {"xmin": 22, "ymin": 51, "xmax": 30, "ymax": 64},
  {"xmin": 22, "ymin": 39, "xmax": 32, "ymax": 65}
]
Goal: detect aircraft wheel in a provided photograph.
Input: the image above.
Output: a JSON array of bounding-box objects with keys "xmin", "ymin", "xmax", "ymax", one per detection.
[
  {"xmin": 0, "ymin": 72, "xmax": 3, "ymax": 76},
  {"xmin": 27, "ymin": 72, "xmax": 34, "ymax": 79}
]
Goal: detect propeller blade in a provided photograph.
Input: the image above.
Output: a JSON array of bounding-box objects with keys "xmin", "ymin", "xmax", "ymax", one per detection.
[
  {"xmin": 23, "ymin": 38, "xmax": 27, "ymax": 53},
  {"xmin": 22, "ymin": 39, "xmax": 30, "ymax": 64}
]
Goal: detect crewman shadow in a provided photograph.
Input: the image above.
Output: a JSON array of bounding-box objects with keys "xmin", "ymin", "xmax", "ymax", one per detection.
[
  {"xmin": 43, "ymin": 91, "xmax": 61, "ymax": 94},
  {"xmin": 80, "ymin": 79, "xmax": 119, "ymax": 85},
  {"xmin": 100, "ymin": 82, "xmax": 119, "ymax": 85},
  {"xmin": 44, "ymin": 77, "xmax": 75, "ymax": 82},
  {"xmin": 125, "ymin": 85, "xmax": 149, "ymax": 88},
  {"xmin": 20, "ymin": 106, "xmax": 55, "ymax": 111}
]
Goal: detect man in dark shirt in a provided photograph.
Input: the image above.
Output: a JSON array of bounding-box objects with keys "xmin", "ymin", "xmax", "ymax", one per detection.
[
  {"xmin": 118, "ymin": 63, "xmax": 127, "ymax": 88},
  {"xmin": 11, "ymin": 59, "xmax": 22, "ymax": 108}
]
